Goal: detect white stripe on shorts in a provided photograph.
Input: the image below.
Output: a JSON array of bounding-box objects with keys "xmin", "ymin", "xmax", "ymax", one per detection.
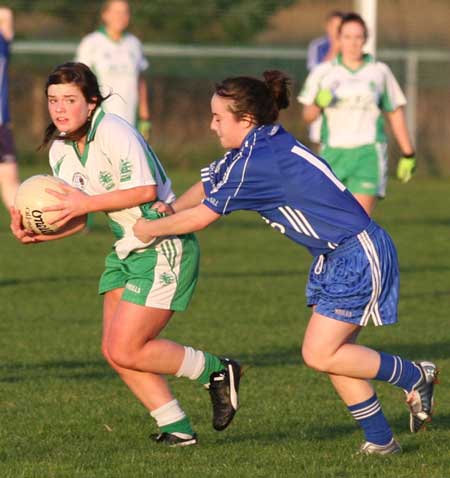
[
  {"xmin": 375, "ymin": 143, "xmax": 388, "ymax": 198},
  {"xmin": 361, "ymin": 231, "xmax": 383, "ymax": 325},
  {"xmin": 357, "ymin": 230, "xmax": 382, "ymax": 326},
  {"xmin": 145, "ymin": 237, "xmax": 183, "ymax": 309}
]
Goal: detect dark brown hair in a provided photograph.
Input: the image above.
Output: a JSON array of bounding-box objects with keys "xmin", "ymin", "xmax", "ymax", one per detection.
[
  {"xmin": 326, "ymin": 10, "xmax": 345, "ymax": 21},
  {"xmin": 101, "ymin": 0, "xmax": 130, "ymax": 14},
  {"xmin": 338, "ymin": 12, "xmax": 368, "ymax": 39},
  {"xmin": 41, "ymin": 62, "xmax": 108, "ymax": 148},
  {"xmin": 214, "ymin": 70, "xmax": 291, "ymax": 125}
]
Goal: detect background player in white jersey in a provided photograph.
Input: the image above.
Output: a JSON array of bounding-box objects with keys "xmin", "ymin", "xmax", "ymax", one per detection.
[
  {"xmin": 298, "ymin": 13, "xmax": 416, "ymax": 215},
  {"xmin": 10, "ymin": 62, "xmax": 241, "ymax": 447},
  {"xmin": 132, "ymin": 70, "xmax": 438, "ymax": 455},
  {"xmin": 76, "ymin": 0, "xmax": 151, "ymax": 138},
  {"xmin": 0, "ymin": 6, "xmax": 19, "ymax": 210}
]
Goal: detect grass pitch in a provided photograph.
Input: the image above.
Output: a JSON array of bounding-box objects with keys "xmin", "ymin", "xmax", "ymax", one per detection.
[{"xmin": 1, "ymin": 165, "xmax": 449, "ymax": 478}]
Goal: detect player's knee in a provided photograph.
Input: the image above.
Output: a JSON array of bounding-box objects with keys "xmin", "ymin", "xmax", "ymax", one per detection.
[
  {"xmin": 301, "ymin": 343, "xmax": 329, "ymax": 372},
  {"xmin": 101, "ymin": 342, "xmax": 120, "ymax": 369},
  {"xmin": 107, "ymin": 342, "xmax": 138, "ymax": 370}
]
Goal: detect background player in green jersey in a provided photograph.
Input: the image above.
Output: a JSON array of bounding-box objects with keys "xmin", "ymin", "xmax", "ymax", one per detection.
[
  {"xmin": 299, "ymin": 13, "xmax": 416, "ymax": 215},
  {"xmin": 10, "ymin": 62, "xmax": 241, "ymax": 447}
]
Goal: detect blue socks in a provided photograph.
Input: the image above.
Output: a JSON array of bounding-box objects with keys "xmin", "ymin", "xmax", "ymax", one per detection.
[
  {"xmin": 348, "ymin": 394, "xmax": 393, "ymax": 445},
  {"xmin": 375, "ymin": 352, "xmax": 422, "ymax": 392}
]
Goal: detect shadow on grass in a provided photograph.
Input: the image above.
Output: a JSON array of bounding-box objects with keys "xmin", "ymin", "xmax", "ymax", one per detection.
[
  {"xmin": 382, "ymin": 217, "xmax": 450, "ymax": 227},
  {"xmin": 235, "ymin": 338, "xmax": 450, "ymax": 367},
  {"xmin": 232, "ymin": 344, "xmax": 301, "ymax": 367},
  {"xmin": 0, "ymin": 359, "xmax": 115, "ymax": 383},
  {"xmin": 0, "ymin": 275, "xmax": 98, "ymax": 287},
  {"xmin": 401, "ymin": 289, "xmax": 450, "ymax": 299},
  {"xmin": 400, "ymin": 265, "xmax": 450, "ymax": 274},
  {"xmin": 203, "ymin": 269, "xmax": 307, "ymax": 279},
  {"xmin": 364, "ymin": 341, "xmax": 450, "ymax": 361}
]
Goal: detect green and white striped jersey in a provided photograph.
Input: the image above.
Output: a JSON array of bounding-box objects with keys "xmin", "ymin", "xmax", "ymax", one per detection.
[
  {"xmin": 76, "ymin": 29, "xmax": 148, "ymax": 125},
  {"xmin": 49, "ymin": 108, "xmax": 174, "ymax": 258},
  {"xmin": 298, "ymin": 54, "xmax": 406, "ymax": 148}
]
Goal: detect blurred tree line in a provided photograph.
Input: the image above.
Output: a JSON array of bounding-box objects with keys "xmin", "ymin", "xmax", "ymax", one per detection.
[{"xmin": 3, "ymin": 0, "xmax": 295, "ymax": 43}]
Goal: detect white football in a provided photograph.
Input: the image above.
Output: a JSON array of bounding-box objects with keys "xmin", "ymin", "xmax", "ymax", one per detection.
[{"xmin": 15, "ymin": 174, "xmax": 68, "ymax": 234}]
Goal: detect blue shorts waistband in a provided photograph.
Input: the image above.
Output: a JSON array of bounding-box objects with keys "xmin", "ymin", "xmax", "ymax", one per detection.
[{"xmin": 327, "ymin": 221, "xmax": 379, "ymax": 258}]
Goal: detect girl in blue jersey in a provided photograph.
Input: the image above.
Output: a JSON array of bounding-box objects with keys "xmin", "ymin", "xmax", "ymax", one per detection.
[{"xmin": 132, "ymin": 70, "xmax": 438, "ymax": 455}]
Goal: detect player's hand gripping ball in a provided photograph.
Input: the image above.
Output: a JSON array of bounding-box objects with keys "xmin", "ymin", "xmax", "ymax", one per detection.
[{"xmin": 14, "ymin": 175, "xmax": 69, "ymax": 234}]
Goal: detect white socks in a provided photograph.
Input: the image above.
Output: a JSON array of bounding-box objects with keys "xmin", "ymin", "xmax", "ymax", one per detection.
[
  {"xmin": 175, "ymin": 346, "xmax": 205, "ymax": 380},
  {"xmin": 150, "ymin": 399, "xmax": 186, "ymax": 428}
]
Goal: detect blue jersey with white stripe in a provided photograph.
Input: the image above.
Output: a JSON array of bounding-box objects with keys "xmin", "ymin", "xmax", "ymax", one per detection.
[
  {"xmin": 0, "ymin": 33, "xmax": 10, "ymax": 124},
  {"xmin": 201, "ymin": 124, "xmax": 371, "ymax": 257}
]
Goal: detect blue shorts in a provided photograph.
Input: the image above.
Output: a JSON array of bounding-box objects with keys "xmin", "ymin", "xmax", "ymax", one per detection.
[{"xmin": 306, "ymin": 221, "xmax": 399, "ymax": 326}]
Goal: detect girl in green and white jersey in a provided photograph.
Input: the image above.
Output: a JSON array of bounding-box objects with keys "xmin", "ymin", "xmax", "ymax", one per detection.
[
  {"xmin": 298, "ymin": 12, "xmax": 416, "ymax": 215},
  {"xmin": 10, "ymin": 62, "xmax": 241, "ymax": 447}
]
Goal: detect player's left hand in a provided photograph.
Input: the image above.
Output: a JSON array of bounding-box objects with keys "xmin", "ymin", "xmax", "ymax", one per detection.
[
  {"xmin": 43, "ymin": 184, "xmax": 90, "ymax": 226},
  {"xmin": 9, "ymin": 207, "xmax": 44, "ymax": 244},
  {"xmin": 151, "ymin": 201, "xmax": 175, "ymax": 215},
  {"xmin": 397, "ymin": 155, "xmax": 416, "ymax": 183},
  {"xmin": 133, "ymin": 217, "xmax": 154, "ymax": 243},
  {"xmin": 138, "ymin": 119, "xmax": 152, "ymax": 139}
]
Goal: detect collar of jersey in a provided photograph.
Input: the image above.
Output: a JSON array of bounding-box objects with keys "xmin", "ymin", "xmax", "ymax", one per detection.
[
  {"xmin": 98, "ymin": 25, "xmax": 127, "ymax": 43},
  {"xmin": 335, "ymin": 53, "xmax": 374, "ymax": 73},
  {"xmin": 234, "ymin": 124, "xmax": 280, "ymax": 153},
  {"xmin": 86, "ymin": 108, "xmax": 105, "ymax": 143},
  {"xmin": 66, "ymin": 108, "xmax": 105, "ymax": 167}
]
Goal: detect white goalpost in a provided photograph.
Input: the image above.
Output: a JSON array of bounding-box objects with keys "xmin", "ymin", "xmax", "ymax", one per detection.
[{"xmin": 353, "ymin": 0, "xmax": 378, "ymax": 56}]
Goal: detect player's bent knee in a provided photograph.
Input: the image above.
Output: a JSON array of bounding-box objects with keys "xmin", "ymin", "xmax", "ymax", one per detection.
[
  {"xmin": 301, "ymin": 344, "xmax": 329, "ymax": 372},
  {"xmin": 107, "ymin": 343, "xmax": 140, "ymax": 370},
  {"xmin": 101, "ymin": 343, "xmax": 120, "ymax": 370}
]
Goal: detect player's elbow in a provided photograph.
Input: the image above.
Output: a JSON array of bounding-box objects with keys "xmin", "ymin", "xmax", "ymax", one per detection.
[
  {"xmin": 190, "ymin": 204, "xmax": 220, "ymax": 232},
  {"xmin": 140, "ymin": 185, "xmax": 158, "ymax": 203},
  {"xmin": 302, "ymin": 106, "xmax": 319, "ymax": 124}
]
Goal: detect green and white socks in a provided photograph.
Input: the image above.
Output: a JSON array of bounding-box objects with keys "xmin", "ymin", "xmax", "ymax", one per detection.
[
  {"xmin": 151, "ymin": 399, "xmax": 194, "ymax": 439},
  {"xmin": 175, "ymin": 347, "xmax": 225, "ymax": 386},
  {"xmin": 151, "ymin": 347, "xmax": 225, "ymax": 437}
]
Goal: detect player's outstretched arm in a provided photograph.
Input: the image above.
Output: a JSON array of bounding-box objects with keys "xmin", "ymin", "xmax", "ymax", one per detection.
[
  {"xmin": 134, "ymin": 203, "xmax": 219, "ymax": 243},
  {"xmin": 152, "ymin": 181, "xmax": 206, "ymax": 215},
  {"xmin": 10, "ymin": 207, "xmax": 87, "ymax": 244},
  {"xmin": 172, "ymin": 181, "xmax": 206, "ymax": 212}
]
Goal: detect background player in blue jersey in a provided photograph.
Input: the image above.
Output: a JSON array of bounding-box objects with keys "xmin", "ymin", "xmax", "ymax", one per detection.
[
  {"xmin": 132, "ymin": 70, "xmax": 438, "ymax": 455},
  {"xmin": 305, "ymin": 10, "xmax": 344, "ymax": 147},
  {"xmin": 0, "ymin": 6, "xmax": 19, "ymax": 210},
  {"xmin": 307, "ymin": 10, "xmax": 344, "ymax": 71}
]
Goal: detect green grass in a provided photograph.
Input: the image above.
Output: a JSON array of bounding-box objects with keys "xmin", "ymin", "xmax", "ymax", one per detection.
[{"xmin": 1, "ymin": 165, "xmax": 449, "ymax": 478}]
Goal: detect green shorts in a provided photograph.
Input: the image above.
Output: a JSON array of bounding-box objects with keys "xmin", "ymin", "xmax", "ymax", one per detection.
[
  {"xmin": 99, "ymin": 234, "xmax": 200, "ymax": 312},
  {"xmin": 321, "ymin": 143, "xmax": 388, "ymax": 197}
]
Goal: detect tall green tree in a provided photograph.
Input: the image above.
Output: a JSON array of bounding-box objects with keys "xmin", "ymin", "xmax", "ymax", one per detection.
[{"xmin": 6, "ymin": 0, "xmax": 295, "ymax": 43}]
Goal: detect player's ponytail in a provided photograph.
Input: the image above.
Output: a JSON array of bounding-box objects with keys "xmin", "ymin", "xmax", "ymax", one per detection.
[
  {"xmin": 40, "ymin": 62, "xmax": 110, "ymax": 149},
  {"xmin": 262, "ymin": 70, "xmax": 290, "ymax": 112},
  {"xmin": 215, "ymin": 69, "xmax": 291, "ymax": 126}
]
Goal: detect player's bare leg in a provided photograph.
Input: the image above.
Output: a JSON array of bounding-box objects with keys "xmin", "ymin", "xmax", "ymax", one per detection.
[
  {"xmin": 302, "ymin": 312, "xmax": 381, "ymax": 378},
  {"xmin": 0, "ymin": 162, "xmax": 19, "ymax": 209},
  {"xmin": 102, "ymin": 288, "xmax": 176, "ymax": 411},
  {"xmin": 302, "ymin": 312, "xmax": 401, "ymax": 454},
  {"xmin": 103, "ymin": 288, "xmax": 241, "ymax": 443}
]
